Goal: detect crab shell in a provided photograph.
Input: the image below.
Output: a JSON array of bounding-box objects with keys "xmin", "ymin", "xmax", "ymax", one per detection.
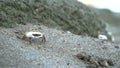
[
  {"xmin": 23, "ymin": 31, "xmax": 46, "ymax": 43},
  {"xmin": 98, "ymin": 34, "xmax": 108, "ymax": 40}
]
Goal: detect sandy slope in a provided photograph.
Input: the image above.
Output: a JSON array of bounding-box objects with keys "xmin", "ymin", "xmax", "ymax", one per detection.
[{"xmin": 0, "ymin": 24, "xmax": 120, "ymax": 68}]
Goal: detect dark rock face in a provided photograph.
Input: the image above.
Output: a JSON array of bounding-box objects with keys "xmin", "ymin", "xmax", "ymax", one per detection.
[
  {"xmin": 76, "ymin": 52, "xmax": 115, "ymax": 68},
  {"xmin": 0, "ymin": 0, "xmax": 107, "ymax": 37}
]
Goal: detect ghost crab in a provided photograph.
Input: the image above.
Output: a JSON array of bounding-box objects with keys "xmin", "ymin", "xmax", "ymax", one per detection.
[{"xmin": 16, "ymin": 31, "xmax": 46, "ymax": 44}]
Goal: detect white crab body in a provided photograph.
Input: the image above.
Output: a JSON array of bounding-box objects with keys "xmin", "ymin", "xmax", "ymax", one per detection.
[
  {"xmin": 98, "ymin": 34, "xmax": 108, "ymax": 40},
  {"xmin": 25, "ymin": 32, "xmax": 43, "ymax": 38},
  {"xmin": 24, "ymin": 31, "xmax": 46, "ymax": 43}
]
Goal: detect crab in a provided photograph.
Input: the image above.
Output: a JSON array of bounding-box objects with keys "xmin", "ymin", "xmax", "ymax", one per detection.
[
  {"xmin": 16, "ymin": 31, "xmax": 46, "ymax": 44},
  {"xmin": 98, "ymin": 34, "xmax": 108, "ymax": 41}
]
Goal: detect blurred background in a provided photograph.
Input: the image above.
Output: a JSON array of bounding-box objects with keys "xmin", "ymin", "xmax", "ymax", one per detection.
[
  {"xmin": 78, "ymin": 0, "xmax": 120, "ymax": 43},
  {"xmin": 78, "ymin": 0, "xmax": 120, "ymax": 13}
]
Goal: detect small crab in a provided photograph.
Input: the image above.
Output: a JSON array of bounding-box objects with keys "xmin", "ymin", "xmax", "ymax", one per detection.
[
  {"xmin": 98, "ymin": 34, "xmax": 108, "ymax": 41},
  {"xmin": 16, "ymin": 31, "xmax": 46, "ymax": 44}
]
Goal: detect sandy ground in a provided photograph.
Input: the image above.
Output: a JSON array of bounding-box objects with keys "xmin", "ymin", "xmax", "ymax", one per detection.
[{"xmin": 0, "ymin": 24, "xmax": 120, "ymax": 68}]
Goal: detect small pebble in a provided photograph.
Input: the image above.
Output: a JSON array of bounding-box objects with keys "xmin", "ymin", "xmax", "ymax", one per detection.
[{"xmin": 114, "ymin": 46, "xmax": 119, "ymax": 49}]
